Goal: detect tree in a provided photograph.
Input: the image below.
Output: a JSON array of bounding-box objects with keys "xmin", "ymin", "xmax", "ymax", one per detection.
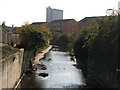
[
  {"xmin": 16, "ymin": 24, "xmax": 52, "ymax": 51},
  {"xmin": 73, "ymin": 16, "xmax": 119, "ymax": 87}
]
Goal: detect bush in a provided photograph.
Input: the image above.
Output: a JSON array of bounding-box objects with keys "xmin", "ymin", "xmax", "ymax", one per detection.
[
  {"xmin": 73, "ymin": 16, "xmax": 119, "ymax": 87},
  {"xmin": 16, "ymin": 24, "xmax": 52, "ymax": 51}
]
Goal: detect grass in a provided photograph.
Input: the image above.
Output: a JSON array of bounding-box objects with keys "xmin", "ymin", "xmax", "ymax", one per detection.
[{"xmin": 1, "ymin": 45, "xmax": 19, "ymax": 60}]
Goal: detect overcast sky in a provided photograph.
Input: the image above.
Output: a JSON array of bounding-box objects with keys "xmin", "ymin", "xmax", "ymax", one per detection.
[{"xmin": 0, "ymin": 0, "xmax": 119, "ymax": 27}]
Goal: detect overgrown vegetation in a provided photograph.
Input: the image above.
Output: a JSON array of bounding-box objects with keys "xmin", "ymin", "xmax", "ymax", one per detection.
[
  {"xmin": 73, "ymin": 16, "xmax": 119, "ymax": 88},
  {"xmin": 16, "ymin": 24, "xmax": 52, "ymax": 51},
  {"xmin": 52, "ymin": 16, "xmax": 119, "ymax": 87},
  {"xmin": 2, "ymin": 45, "xmax": 19, "ymax": 59},
  {"xmin": 51, "ymin": 30, "xmax": 81, "ymax": 51}
]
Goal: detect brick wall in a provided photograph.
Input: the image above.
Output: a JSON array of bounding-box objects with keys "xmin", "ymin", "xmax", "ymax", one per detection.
[
  {"xmin": 50, "ymin": 19, "xmax": 78, "ymax": 35},
  {"xmin": 66, "ymin": 20, "xmax": 78, "ymax": 35}
]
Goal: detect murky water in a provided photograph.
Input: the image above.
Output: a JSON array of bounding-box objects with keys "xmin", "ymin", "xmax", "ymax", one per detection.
[{"xmin": 18, "ymin": 48, "xmax": 86, "ymax": 88}]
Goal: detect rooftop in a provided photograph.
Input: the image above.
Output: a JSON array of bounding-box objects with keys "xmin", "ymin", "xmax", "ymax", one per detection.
[
  {"xmin": 52, "ymin": 19, "xmax": 76, "ymax": 23},
  {"xmin": 78, "ymin": 16, "xmax": 105, "ymax": 23},
  {"xmin": 47, "ymin": 6, "xmax": 63, "ymax": 11},
  {"xmin": 31, "ymin": 22, "xmax": 47, "ymax": 25}
]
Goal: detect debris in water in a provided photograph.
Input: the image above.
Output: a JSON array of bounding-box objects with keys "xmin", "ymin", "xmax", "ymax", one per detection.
[
  {"xmin": 39, "ymin": 73, "xmax": 49, "ymax": 77},
  {"xmin": 73, "ymin": 64, "xmax": 77, "ymax": 67},
  {"xmin": 41, "ymin": 66, "xmax": 47, "ymax": 70},
  {"xmin": 48, "ymin": 58, "xmax": 52, "ymax": 61}
]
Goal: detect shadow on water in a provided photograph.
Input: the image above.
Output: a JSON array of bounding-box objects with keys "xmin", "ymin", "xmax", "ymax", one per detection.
[
  {"xmin": 18, "ymin": 74, "xmax": 43, "ymax": 88},
  {"xmin": 17, "ymin": 46, "xmax": 86, "ymax": 88}
]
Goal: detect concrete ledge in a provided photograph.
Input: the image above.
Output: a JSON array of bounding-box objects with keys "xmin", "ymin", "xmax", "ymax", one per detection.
[{"xmin": 33, "ymin": 45, "xmax": 52, "ymax": 65}]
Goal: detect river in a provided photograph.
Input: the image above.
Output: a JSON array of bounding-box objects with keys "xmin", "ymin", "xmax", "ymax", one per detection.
[{"xmin": 18, "ymin": 47, "xmax": 86, "ymax": 88}]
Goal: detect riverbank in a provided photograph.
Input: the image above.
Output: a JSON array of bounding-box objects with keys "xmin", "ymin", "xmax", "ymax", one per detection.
[
  {"xmin": 14, "ymin": 45, "xmax": 52, "ymax": 89},
  {"xmin": 33, "ymin": 45, "xmax": 52, "ymax": 65}
]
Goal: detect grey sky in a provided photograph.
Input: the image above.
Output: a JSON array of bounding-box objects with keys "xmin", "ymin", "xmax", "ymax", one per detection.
[{"xmin": 0, "ymin": 0, "xmax": 119, "ymax": 26}]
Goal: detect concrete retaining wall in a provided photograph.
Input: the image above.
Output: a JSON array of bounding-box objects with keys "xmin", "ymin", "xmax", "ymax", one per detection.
[
  {"xmin": 0, "ymin": 30, "xmax": 20, "ymax": 45},
  {"xmin": 2, "ymin": 49, "xmax": 24, "ymax": 88},
  {"xmin": 21, "ymin": 50, "xmax": 35, "ymax": 75},
  {"xmin": 1, "ymin": 46, "xmax": 52, "ymax": 89}
]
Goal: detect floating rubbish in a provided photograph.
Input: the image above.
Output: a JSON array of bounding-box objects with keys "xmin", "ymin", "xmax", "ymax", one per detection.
[
  {"xmin": 48, "ymin": 58, "xmax": 52, "ymax": 61},
  {"xmin": 70, "ymin": 56, "xmax": 76, "ymax": 62},
  {"xmin": 33, "ymin": 68, "xmax": 37, "ymax": 71},
  {"xmin": 38, "ymin": 64, "xmax": 47, "ymax": 70},
  {"xmin": 39, "ymin": 73, "xmax": 49, "ymax": 77},
  {"xmin": 73, "ymin": 64, "xmax": 77, "ymax": 67},
  {"xmin": 41, "ymin": 66, "xmax": 47, "ymax": 70},
  {"xmin": 38, "ymin": 64, "xmax": 46, "ymax": 67}
]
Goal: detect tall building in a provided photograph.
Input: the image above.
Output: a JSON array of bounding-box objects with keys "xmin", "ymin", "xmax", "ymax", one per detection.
[
  {"xmin": 46, "ymin": 6, "xmax": 63, "ymax": 22},
  {"xmin": 118, "ymin": 1, "xmax": 120, "ymax": 14}
]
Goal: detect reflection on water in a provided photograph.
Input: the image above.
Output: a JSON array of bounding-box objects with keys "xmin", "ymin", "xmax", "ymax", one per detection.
[{"xmin": 18, "ymin": 48, "xmax": 86, "ymax": 88}]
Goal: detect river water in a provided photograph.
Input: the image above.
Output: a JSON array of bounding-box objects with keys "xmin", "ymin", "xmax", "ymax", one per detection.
[{"xmin": 18, "ymin": 48, "xmax": 86, "ymax": 88}]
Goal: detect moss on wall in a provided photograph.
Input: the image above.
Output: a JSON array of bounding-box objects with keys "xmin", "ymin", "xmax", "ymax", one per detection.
[{"xmin": 2, "ymin": 45, "xmax": 19, "ymax": 60}]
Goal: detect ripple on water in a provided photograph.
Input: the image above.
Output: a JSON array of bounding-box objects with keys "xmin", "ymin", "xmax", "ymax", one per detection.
[{"xmin": 18, "ymin": 49, "xmax": 86, "ymax": 88}]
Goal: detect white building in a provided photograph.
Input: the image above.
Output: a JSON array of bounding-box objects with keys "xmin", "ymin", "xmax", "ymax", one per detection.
[
  {"xmin": 46, "ymin": 6, "xmax": 63, "ymax": 22},
  {"xmin": 118, "ymin": 1, "xmax": 120, "ymax": 14}
]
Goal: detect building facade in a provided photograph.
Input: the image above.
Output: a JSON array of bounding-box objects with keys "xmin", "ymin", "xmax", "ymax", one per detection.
[
  {"xmin": 78, "ymin": 16, "xmax": 104, "ymax": 30},
  {"xmin": 46, "ymin": 6, "xmax": 63, "ymax": 22},
  {"xmin": 50, "ymin": 19, "xmax": 78, "ymax": 35}
]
